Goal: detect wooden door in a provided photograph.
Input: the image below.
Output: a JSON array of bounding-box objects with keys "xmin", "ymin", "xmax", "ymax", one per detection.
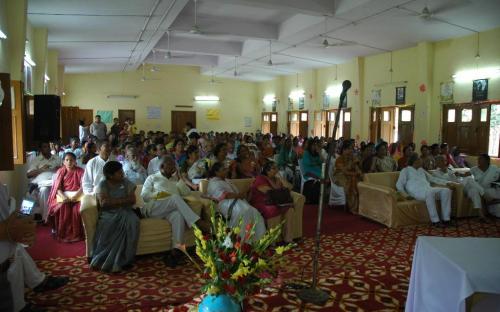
[
  {"xmin": 342, "ymin": 108, "xmax": 352, "ymax": 139},
  {"xmin": 313, "ymin": 111, "xmax": 322, "ymax": 137},
  {"xmin": 0, "ymin": 73, "xmax": 14, "ymax": 170},
  {"xmin": 442, "ymin": 105, "xmax": 458, "ymax": 149},
  {"xmin": 288, "ymin": 111, "xmax": 299, "ymax": 136},
  {"xmin": 261, "ymin": 113, "xmax": 271, "ymax": 134},
  {"xmin": 299, "ymin": 111, "xmax": 308, "ymax": 137},
  {"xmin": 398, "ymin": 106, "xmax": 415, "ymax": 146},
  {"xmin": 78, "ymin": 109, "xmax": 93, "ymax": 127},
  {"xmin": 171, "ymin": 111, "xmax": 196, "ymax": 134},
  {"xmin": 118, "ymin": 109, "xmax": 135, "ymax": 125},
  {"xmin": 61, "ymin": 106, "xmax": 80, "ymax": 143},
  {"xmin": 476, "ymin": 105, "xmax": 490, "ymax": 154},
  {"xmin": 270, "ymin": 113, "xmax": 278, "ymax": 136},
  {"xmin": 381, "ymin": 107, "xmax": 395, "ymax": 143},
  {"xmin": 11, "ymin": 80, "xmax": 26, "ymax": 164},
  {"xmin": 370, "ymin": 108, "xmax": 381, "ymax": 143},
  {"xmin": 327, "ymin": 110, "xmax": 343, "ymax": 139}
]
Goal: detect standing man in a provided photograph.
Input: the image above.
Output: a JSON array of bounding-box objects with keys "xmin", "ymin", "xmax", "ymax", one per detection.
[
  {"xmin": 90, "ymin": 115, "xmax": 107, "ymax": 141},
  {"xmin": 109, "ymin": 118, "xmax": 121, "ymax": 137},
  {"xmin": 26, "ymin": 142, "xmax": 61, "ymax": 221}
]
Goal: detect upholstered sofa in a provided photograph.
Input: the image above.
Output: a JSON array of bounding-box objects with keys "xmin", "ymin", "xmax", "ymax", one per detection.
[
  {"xmin": 358, "ymin": 172, "xmax": 477, "ymax": 228},
  {"xmin": 465, "ymin": 155, "xmax": 500, "ymax": 167},
  {"xmin": 80, "ymin": 187, "xmax": 204, "ymax": 258},
  {"xmin": 198, "ymin": 178, "xmax": 305, "ymax": 240}
]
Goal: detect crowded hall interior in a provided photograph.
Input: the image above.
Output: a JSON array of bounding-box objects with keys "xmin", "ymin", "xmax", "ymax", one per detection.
[{"xmin": 1, "ymin": 0, "xmax": 500, "ymax": 311}]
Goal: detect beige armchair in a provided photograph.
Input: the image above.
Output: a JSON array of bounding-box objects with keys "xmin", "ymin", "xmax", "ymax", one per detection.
[
  {"xmin": 198, "ymin": 178, "xmax": 305, "ymax": 240},
  {"xmin": 80, "ymin": 186, "xmax": 203, "ymax": 258}
]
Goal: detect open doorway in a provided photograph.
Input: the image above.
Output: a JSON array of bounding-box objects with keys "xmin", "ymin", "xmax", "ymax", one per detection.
[
  {"xmin": 287, "ymin": 110, "xmax": 308, "ymax": 137},
  {"xmin": 370, "ymin": 106, "xmax": 414, "ymax": 145},
  {"xmin": 261, "ymin": 112, "xmax": 278, "ymax": 135},
  {"xmin": 325, "ymin": 108, "xmax": 352, "ymax": 139}
]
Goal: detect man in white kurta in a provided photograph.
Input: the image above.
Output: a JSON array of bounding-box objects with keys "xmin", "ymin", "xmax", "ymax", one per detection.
[
  {"xmin": 141, "ymin": 156, "xmax": 200, "ymax": 248},
  {"xmin": 0, "ymin": 184, "xmax": 68, "ymax": 311},
  {"xmin": 396, "ymin": 153, "xmax": 453, "ymax": 225},
  {"xmin": 122, "ymin": 148, "xmax": 147, "ymax": 185},
  {"xmin": 467, "ymin": 154, "xmax": 500, "ymax": 217},
  {"xmin": 147, "ymin": 144, "xmax": 168, "ymax": 175},
  {"xmin": 26, "ymin": 142, "xmax": 61, "ymax": 221},
  {"xmin": 82, "ymin": 142, "xmax": 111, "ymax": 194}
]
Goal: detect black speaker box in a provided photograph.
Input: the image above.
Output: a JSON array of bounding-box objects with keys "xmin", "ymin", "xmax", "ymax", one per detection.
[{"xmin": 34, "ymin": 94, "xmax": 61, "ymax": 141}]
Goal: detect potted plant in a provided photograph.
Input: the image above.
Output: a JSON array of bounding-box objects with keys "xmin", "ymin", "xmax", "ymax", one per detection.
[{"xmin": 183, "ymin": 205, "xmax": 293, "ymax": 312}]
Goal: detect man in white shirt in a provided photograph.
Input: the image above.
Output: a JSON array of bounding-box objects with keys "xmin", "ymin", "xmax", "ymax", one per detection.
[
  {"xmin": 122, "ymin": 147, "xmax": 147, "ymax": 185},
  {"xmin": 147, "ymin": 144, "xmax": 167, "ymax": 175},
  {"xmin": 141, "ymin": 156, "xmax": 206, "ymax": 267},
  {"xmin": 396, "ymin": 153, "xmax": 454, "ymax": 226},
  {"xmin": 89, "ymin": 115, "xmax": 107, "ymax": 141},
  {"xmin": 82, "ymin": 141, "xmax": 111, "ymax": 194},
  {"xmin": 465, "ymin": 154, "xmax": 500, "ymax": 218},
  {"xmin": 26, "ymin": 142, "xmax": 61, "ymax": 221},
  {"xmin": 185, "ymin": 122, "xmax": 198, "ymax": 138},
  {"xmin": 0, "ymin": 183, "xmax": 68, "ymax": 311}
]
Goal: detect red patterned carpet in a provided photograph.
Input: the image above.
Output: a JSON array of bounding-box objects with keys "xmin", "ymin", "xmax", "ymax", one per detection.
[{"xmin": 26, "ymin": 207, "xmax": 500, "ymax": 311}]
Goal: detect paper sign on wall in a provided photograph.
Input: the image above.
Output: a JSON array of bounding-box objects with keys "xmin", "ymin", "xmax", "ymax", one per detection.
[
  {"xmin": 147, "ymin": 106, "xmax": 161, "ymax": 119},
  {"xmin": 206, "ymin": 108, "xmax": 220, "ymax": 120},
  {"xmin": 244, "ymin": 117, "xmax": 252, "ymax": 128},
  {"xmin": 96, "ymin": 110, "xmax": 113, "ymax": 123}
]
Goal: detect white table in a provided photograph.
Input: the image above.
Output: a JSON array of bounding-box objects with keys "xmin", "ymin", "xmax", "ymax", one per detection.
[{"xmin": 405, "ymin": 236, "xmax": 500, "ymax": 312}]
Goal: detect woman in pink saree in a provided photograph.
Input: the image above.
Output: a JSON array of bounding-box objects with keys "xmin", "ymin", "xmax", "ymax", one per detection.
[{"xmin": 47, "ymin": 152, "xmax": 85, "ymax": 242}]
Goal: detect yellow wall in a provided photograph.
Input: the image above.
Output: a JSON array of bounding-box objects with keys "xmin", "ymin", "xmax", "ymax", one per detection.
[{"xmin": 64, "ymin": 65, "xmax": 260, "ymax": 133}]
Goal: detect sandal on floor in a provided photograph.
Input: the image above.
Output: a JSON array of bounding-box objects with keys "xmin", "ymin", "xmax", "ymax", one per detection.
[{"xmin": 33, "ymin": 276, "xmax": 69, "ymax": 293}]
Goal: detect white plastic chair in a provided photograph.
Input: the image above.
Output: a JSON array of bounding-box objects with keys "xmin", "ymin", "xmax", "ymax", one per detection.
[{"xmin": 298, "ymin": 159, "xmax": 319, "ymax": 194}]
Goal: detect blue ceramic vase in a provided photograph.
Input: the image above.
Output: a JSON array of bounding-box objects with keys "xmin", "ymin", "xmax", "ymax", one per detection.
[{"xmin": 198, "ymin": 294, "xmax": 242, "ymax": 312}]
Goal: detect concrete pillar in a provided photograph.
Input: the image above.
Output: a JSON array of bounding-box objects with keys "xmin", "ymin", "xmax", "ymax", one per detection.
[
  {"xmin": 352, "ymin": 57, "xmax": 366, "ymax": 141},
  {"xmin": 32, "ymin": 27, "xmax": 48, "ymax": 94},
  {"xmin": 5, "ymin": 0, "xmax": 27, "ymax": 80},
  {"xmin": 414, "ymin": 42, "xmax": 435, "ymax": 149},
  {"xmin": 47, "ymin": 49, "xmax": 59, "ymax": 94}
]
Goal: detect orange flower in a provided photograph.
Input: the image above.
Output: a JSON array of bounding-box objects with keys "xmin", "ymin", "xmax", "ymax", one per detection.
[{"xmin": 234, "ymin": 241, "xmax": 241, "ymax": 250}]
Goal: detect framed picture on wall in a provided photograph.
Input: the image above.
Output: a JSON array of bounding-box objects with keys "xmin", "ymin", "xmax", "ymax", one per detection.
[
  {"xmin": 323, "ymin": 94, "xmax": 329, "ymax": 109},
  {"xmin": 371, "ymin": 89, "xmax": 381, "ymax": 106},
  {"xmin": 472, "ymin": 79, "xmax": 488, "ymax": 101},
  {"xmin": 288, "ymin": 97, "xmax": 293, "ymax": 110},
  {"xmin": 272, "ymin": 100, "xmax": 277, "ymax": 112},
  {"xmin": 298, "ymin": 97, "xmax": 305, "ymax": 110},
  {"xmin": 395, "ymin": 86, "xmax": 406, "ymax": 105},
  {"xmin": 440, "ymin": 81, "xmax": 454, "ymax": 104}
]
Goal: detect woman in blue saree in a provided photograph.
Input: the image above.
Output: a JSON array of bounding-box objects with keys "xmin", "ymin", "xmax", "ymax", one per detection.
[{"xmin": 90, "ymin": 161, "xmax": 140, "ymax": 272}]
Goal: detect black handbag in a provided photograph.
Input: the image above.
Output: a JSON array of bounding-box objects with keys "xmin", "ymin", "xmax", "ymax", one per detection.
[{"xmin": 266, "ymin": 188, "xmax": 293, "ymax": 207}]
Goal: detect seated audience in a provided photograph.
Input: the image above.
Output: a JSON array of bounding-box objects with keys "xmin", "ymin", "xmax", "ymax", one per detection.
[
  {"xmin": 141, "ymin": 156, "xmax": 207, "ymax": 267},
  {"xmin": 180, "ymin": 145, "xmax": 207, "ymax": 190},
  {"xmin": 397, "ymin": 145, "xmax": 413, "ymax": 170},
  {"xmin": 232, "ymin": 155, "xmax": 259, "ymax": 179},
  {"xmin": 207, "ymin": 163, "xmax": 266, "ymax": 241},
  {"xmin": 451, "ymin": 146, "xmax": 468, "ymax": 168},
  {"xmin": 301, "ymin": 139, "xmax": 322, "ymax": 179},
  {"xmin": 82, "ymin": 141, "xmax": 112, "ymax": 195},
  {"xmin": 276, "ymin": 137, "xmax": 295, "ymax": 182},
  {"xmin": 172, "ymin": 139, "xmax": 187, "ymax": 168},
  {"xmin": 91, "ymin": 161, "xmax": 140, "ymax": 272},
  {"xmin": 147, "ymin": 144, "xmax": 167, "ymax": 175},
  {"xmin": 142, "ymin": 144, "xmax": 156, "ymax": 169},
  {"xmin": 465, "ymin": 154, "xmax": 500, "ymax": 218},
  {"xmin": 1, "ymin": 183, "xmax": 69, "ymax": 312},
  {"xmin": 185, "ymin": 122, "xmax": 198, "ymax": 138},
  {"xmin": 250, "ymin": 162, "xmax": 294, "ymax": 242},
  {"xmin": 210, "ymin": 143, "xmax": 231, "ymax": 169},
  {"xmin": 371, "ymin": 142, "xmax": 397, "ymax": 172},
  {"xmin": 122, "ymin": 147, "xmax": 147, "ymax": 185},
  {"xmin": 81, "ymin": 142, "xmax": 97, "ymax": 165},
  {"xmin": 333, "ymin": 141, "xmax": 362, "ymax": 213},
  {"xmin": 420, "ymin": 144, "xmax": 436, "ymax": 170},
  {"xmin": 109, "ymin": 117, "xmax": 121, "ymax": 137},
  {"xmin": 396, "ymin": 153, "xmax": 453, "ymax": 226},
  {"xmin": 440, "ymin": 143, "xmax": 458, "ymax": 168},
  {"xmin": 64, "ymin": 136, "xmax": 83, "ymax": 161},
  {"xmin": 27, "ymin": 141, "xmax": 61, "ymax": 221},
  {"xmin": 360, "ymin": 142, "xmax": 375, "ymax": 173},
  {"xmin": 47, "ymin": 152, "xmax": 85, "ymax": 242}
]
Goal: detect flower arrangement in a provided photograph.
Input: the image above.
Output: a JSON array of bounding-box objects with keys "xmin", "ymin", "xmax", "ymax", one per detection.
[{"xmin": 184, "ymin": 204, "xmax": 293, "ymax": 303}]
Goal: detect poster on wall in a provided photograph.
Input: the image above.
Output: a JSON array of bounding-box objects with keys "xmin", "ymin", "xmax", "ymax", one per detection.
[
  {"xmin": 147, "ymin": 106, "xmax": 161, "ymax": 119},
  {"xmin": 472, "ymin": 79, "xmax": 488, "ymax": 101},
  {"xmin": 96, "ymin": 110, "xmax": 113, "ymax": 123},
  {"xmin": 272, "ymin": 100, "xmax": 277, "ymax": 112},
  {"xmin": 323, "ymin": 94, "xmax": 329, "ymax": 109},
  {"xmin": 206, "ymin": 108, "xmax": 220, "ymax": 120},
  {"xmin": 395, "ymin": 86, "xmax": 406, "ymax": 105},
  {"xmin": 371, "ymin": 89, "xmax": 381, "ymax": 106},
  {"xmin": 298, "ymin": 96, "xmax": 305, "ymax": 110},
  {"xmin": 440, "ymin": 82, "xmax": 454, "ymax": 104},
  {"xmin": 288, "ymin": 97, "xmax": 293, "ymax": 110},
  {"xmin": 244, "ymin": 117, "xmax": 252, "ymax": 128}
]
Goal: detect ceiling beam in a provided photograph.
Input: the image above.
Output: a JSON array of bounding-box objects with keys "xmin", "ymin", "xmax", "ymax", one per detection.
[
  {"xmin": 155, "ymin": 34, "xmax": 243, "ymax": 56},
  {"xmin": 203, "ymin": 0, "xmax": 336, "ymax": 16}
]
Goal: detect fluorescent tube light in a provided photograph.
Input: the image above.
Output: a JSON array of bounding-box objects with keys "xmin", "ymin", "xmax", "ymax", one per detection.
[
  {"xmin": 44, "ymin": 74, "xmax": 50, "ymax": 81},
  {"xmin": 195, "ymin": 95, "xmax": 220, "ymax": 101},
  {"xmin": 24, "ymin": 54, "xmax": 36, "ymax": 67},
  {"xmin": 0, "ymin": 30, "xmax": 6, "ymax": 39},
  {"xmin": 263, "ymin": 94, "xmax": 276, "ymax": 104},
  {"xmin": 107, "ymin": 95, "xmax": 138, "ymax": 99},
  {"xmin": 452, "ymin": 67, "xmax": 500, "ymax": 83}
]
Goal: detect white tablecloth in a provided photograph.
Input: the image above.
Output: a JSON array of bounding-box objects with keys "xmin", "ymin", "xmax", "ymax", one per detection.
[{"xmin": 405, "ymin": 236, "xmax": 500, "ymax": 312}]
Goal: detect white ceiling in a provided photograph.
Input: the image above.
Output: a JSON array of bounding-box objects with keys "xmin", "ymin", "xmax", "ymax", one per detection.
[{"xmin": 28, "ymin": 0, "xmax": 500, "ymax": 81}]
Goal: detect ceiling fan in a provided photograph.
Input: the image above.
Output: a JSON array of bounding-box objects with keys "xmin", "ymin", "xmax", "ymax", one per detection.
[
  {"xmin": 150, "ymin": 50, "xmax": 160, "ymax": 72},
  {"xmin": 265, "ymin": 41, "xmax": 293, "ymax": 66},
  {"xmin": 399, "ymin": 0, "xmax": 470, "ymax": 22},
  {"xmin": 163, "ymin": 30, "xmax": 191, "ymax": 60},
  {"xmin": 317, "ymin": 17, "xmax": 357, "ymax": 48}
]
